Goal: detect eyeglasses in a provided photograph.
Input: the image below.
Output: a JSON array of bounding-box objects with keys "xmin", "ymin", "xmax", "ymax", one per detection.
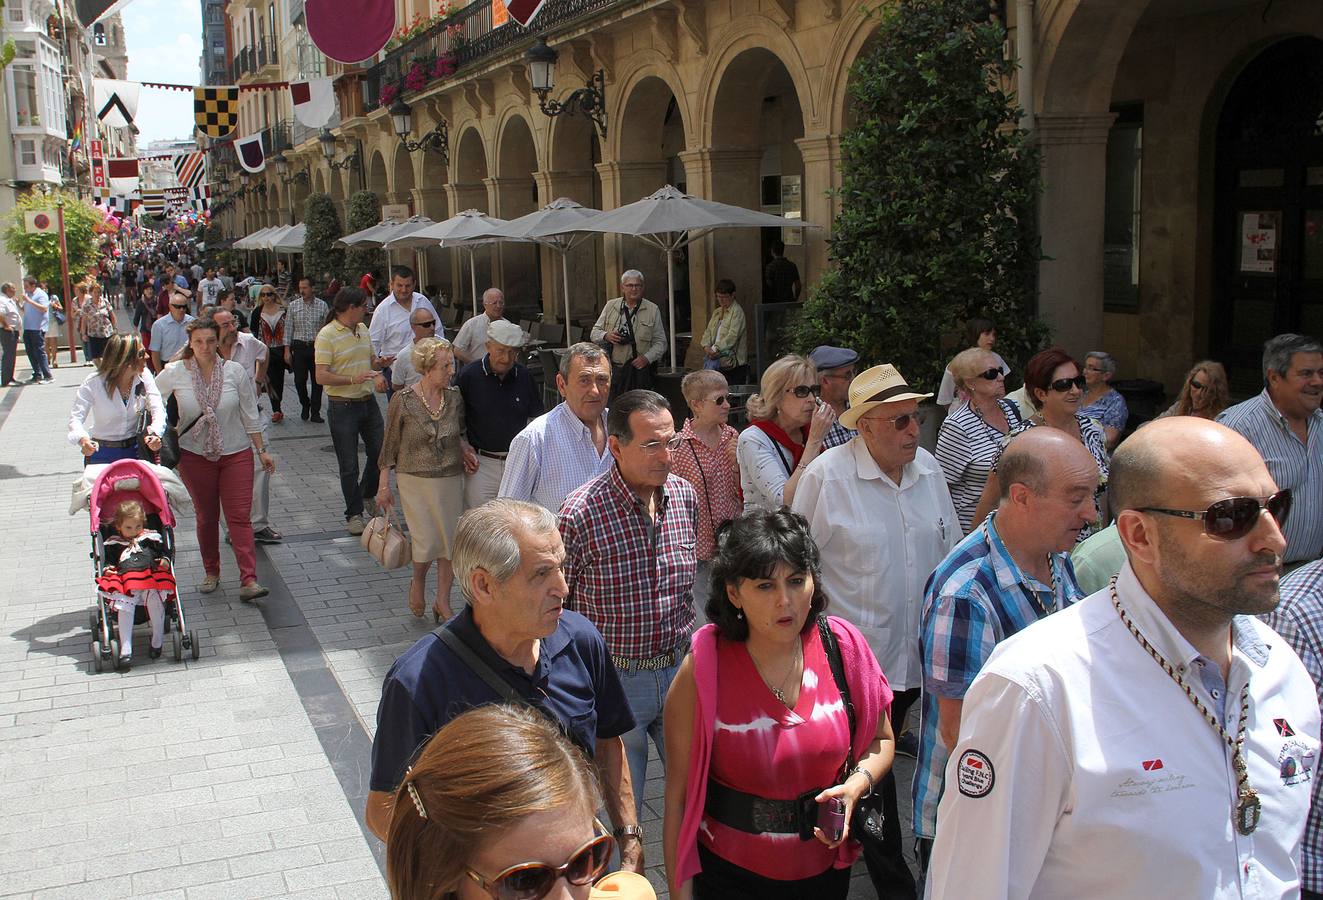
[
  {"xmin": 871, "ymin": 409, "xmax": 928, "ymax": 431},
  {"xmin": 1138, "ymin": 490, "xmax": 1291, "ymax": 541},
  {"xmin": 259, "ymin": 292, "xmax": 276, "ymax": 298},
  {"xmin": 787, "ymin": 384, "xmax": 822, "ymax": 399},
  {"xmin": 976, "ymin": 368, "xmax": 1003, "ymax": 381},
  {"xmin": 1190, "ymin": 379, "xmax": 1207, "ymax": 391},
  {"xmin": 706, "ymin": 394, "xmax": 730, "ymax": 406},
  {"xmin": 638, "ymin": 434, "xmax": 685, "ymax": 454},
  {"xmin": 465, "ymin": 833, "xmax": 614, "ymax": 900},
  {"xmin": 170, "ymin": 304, "xmax": 189, "ymax": 310},
  {"xmin": 1049, "ymin": 375, "xmax": 1087, "ymax": 392},
  {"xmin": 413, "ymin": 319, "xmax": 436, "ymax": 329}
]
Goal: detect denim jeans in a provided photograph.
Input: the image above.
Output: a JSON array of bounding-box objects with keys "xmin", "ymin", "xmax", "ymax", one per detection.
[
  {"xmin": 22, "ymin": 329, "xmax": 50, "ymax": 380},
  {"xmin": 326, "ymin": 398, "xmax": 383, "ymax": 520},
  {"xmin": 0, "ymin": 329, "xmax": 17, "ymax": 384},
  {"xmin": 618, "ymin": 659, "xmax": 680, "ymax": 814}
]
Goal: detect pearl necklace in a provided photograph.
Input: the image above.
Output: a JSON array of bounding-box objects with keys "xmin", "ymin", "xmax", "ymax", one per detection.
[{"xmin": 1108, "ymin": 578, "xmax": 1259, "ymax": 835}]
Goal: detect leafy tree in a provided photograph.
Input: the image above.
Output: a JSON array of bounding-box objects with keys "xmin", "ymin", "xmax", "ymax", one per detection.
[
  {"xmin": 1, "ymin": 189, "xmax": 101, "ymax": 289},
  {"xmin": 790, "ymin": 0, "xmax": 1045, "ymax": 390},
  {"xmin": 344, "ymin": 191, "xmax": 385, "ymax": 283},
  {"xmin": 302, "ymin": 192, "xmax": 344, "ymax": 285}
]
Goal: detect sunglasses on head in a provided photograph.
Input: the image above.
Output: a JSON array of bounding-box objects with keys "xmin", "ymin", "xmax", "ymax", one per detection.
[
  {"xmin": 465, "ymin": 832, "xmax": 614, "ymax": 900},
  {"xmin": 1049, "ymin": 375, "xmax": 1087, "ymax": 392},
  {"xmin": 976, "ymin": 367, "xmax": 1003, "ymax": 381},
  {"xmin": 1138, "ymin": 490, "xmax": 1291, "ymax": 541},
  {"xmin": 788, "ymin": 384, "xmax": 822, "ymax": 398}
]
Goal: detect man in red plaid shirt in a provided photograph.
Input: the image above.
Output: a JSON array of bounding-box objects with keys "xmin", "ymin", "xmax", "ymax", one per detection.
[{"xmin": 559, "ymin": 389, "xmax": 699, "ymax": 815}]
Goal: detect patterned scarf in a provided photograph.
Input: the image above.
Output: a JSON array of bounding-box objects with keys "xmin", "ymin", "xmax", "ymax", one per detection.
[{"xmin": 187, "ymin": 358, "xmax": 226, "ymax": 461}]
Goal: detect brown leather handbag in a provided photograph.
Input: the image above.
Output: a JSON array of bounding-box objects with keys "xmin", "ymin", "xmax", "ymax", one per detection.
[{"xmin": 361, "ymin": 508, "xmax": 411, "ymax": 569}]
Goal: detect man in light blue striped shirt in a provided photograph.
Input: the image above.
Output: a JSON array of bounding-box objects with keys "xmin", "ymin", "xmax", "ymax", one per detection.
[
  {"xmin": 1218, "ymin": 333, "xmax": 1323, "ymax": 565},
  {"xmin": 913, "ymin": 428, "xmax": 1093, "ymax": 880},
  {"xmin": 499, "ymin": 342, "xmax": 614, "ymax": 512}
]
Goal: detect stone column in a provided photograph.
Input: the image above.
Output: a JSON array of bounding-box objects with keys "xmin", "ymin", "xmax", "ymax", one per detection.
[
  {"xmin": 795, "ymin": 135, "xmax": 841, "ymax": 290},
  {"xmin": 486, "ymin": 176, "xmax": 540, "ymax": 311},
  {"xmin": 596, "ymin": 160, "xmax": 668, "ymax": 296},
  {"xmin": 535, "ymin": 170, "xmax": 603, "ymax": 324},
  {"xmin": 444, "ymin": 181, "xmax": 490, "ymax": 311},
  {"xmin": 1035, "ymin": 113, "xmax": 1115, "ymax": 358}
]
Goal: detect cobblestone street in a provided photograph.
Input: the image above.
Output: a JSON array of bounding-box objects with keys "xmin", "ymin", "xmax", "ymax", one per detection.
[{"xmin": 0, "ymin": 347, "xmax": 913, "ymax": 898}]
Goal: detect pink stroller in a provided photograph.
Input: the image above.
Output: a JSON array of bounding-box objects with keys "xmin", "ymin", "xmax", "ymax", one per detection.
[{"xmin": 81, "ymin": 459, "xmax": 199, "ymax": 672}]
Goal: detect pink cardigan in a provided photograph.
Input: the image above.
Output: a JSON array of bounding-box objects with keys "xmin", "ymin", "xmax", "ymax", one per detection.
[{"xmin": 674, "ymin": 616, "xmax": 890, "ymax": 884}]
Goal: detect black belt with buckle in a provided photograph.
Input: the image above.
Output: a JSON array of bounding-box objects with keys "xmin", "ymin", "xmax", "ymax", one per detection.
[
  {"xmin": 611, "ymin": 648, "xmax": 681, "ymax": 673},
  {"xmin": 704, "ymin": 780, "xmax": 822, "ymax": 840},
  {"xmin": 328, "ymin": 396, "xmax": 372, "ymax": 403},
  {"xmin": 476, "ymin": 449, "xmax": 508, "ymax": 460},
  {"xmin": 93, "ymin": 437, "xmax": 139, "ymax": 449}
]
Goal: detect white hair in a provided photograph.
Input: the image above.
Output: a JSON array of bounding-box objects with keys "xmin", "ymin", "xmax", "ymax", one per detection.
[
  {"xmin": 453, "ymin": 500, "xmax": 559, "ymax": 604},
  {"xmin": 620, "ymin": 269, "xmax": 644, "ymax": 285}
]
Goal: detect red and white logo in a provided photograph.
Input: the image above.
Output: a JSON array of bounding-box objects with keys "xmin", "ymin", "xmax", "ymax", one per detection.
[
  {"xmin": 956, "ymin": 749, "xmax": 996, "ymax": 798},
  {"xmin": 1275, "ymin": 718, "xmax": 1295, "ymax": 737},
  {"xmin": 1142, "ymin": 759, "xmax": 1164, "ymax": 771}
]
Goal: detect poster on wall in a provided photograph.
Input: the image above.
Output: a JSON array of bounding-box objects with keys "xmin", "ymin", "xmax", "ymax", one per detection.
[
  {"xmin": 1239, "ymin": 211, "xmax": 1280, "ymax": 274},
  {"xmin": 780, "ymin": 175, "xmax": 802, "ymax": 247}
]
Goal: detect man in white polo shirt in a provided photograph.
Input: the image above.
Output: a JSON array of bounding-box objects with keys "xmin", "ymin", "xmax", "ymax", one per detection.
[
  {"xmin": 927, "ymin": 417, "xmax": 1320, "ymax": 899},
  {"xmin": 367, "ymin": 265, "xmax": 438, "ymax": 397},
  {"xmin": 451, "ymin": 287, "xmax": 504, "ymax": 366}
]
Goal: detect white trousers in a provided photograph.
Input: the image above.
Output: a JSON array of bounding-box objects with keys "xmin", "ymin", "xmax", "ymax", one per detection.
[{"xmin": 464, "ymin": 455, "xmax": 506, "ymax": 512}]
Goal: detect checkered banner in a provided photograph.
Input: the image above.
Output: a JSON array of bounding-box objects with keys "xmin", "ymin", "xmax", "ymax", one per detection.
[
  {"xmin": 173, "ymin": 151, "xmax": 207, "ymax": 189},
  {"xmin": 194, "ymin": 86, "xmax": 240, "ymax": 139},
  {"xmin": 98, "ymin": 193, "xmax": 140, "ymax": 216}
]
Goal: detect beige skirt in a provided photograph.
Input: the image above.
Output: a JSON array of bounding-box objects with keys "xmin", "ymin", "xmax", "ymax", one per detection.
[{"xmin": 396, "ymin": 471, "xmax": 464, "ymax": 562}]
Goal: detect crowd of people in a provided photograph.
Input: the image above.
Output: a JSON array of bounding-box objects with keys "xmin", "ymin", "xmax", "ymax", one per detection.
[{"xmin": 27, "ymin": 234, "xmax": 1323, "ymax": 899}]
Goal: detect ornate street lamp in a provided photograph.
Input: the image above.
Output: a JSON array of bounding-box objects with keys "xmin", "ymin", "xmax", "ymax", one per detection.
[
  {"xmin": 274, "ymin": 151, "xmax": 309, "ymax": 186},
  {"xmin": 389, "ymin": 95, "xmax": 449, "ymax": 162},
  {"xmin": 525, "ymin": 37, "xmax": 607, "ymax": 138},
  {"xmin": 319, "ymin": 127, "xmax": 361, "ymax": 172}
]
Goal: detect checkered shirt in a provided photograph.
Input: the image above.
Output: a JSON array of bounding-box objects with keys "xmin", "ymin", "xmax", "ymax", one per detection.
[
  {"xmin": 286, "ymin": 296, "xmax": 329, "ymax": 343},
  {"xmin": 822, "ymin": 419, "xmax": 857, "ymax": 450},
  {"xmin": 912, "ymin": 513, "xmax": 1083, "ymax": 839},
  {"xmin": 559, "ymin": 465, "xmax": 699, "ymax": 660},
  {"xmin": 1262, "ymin": 559, "xmax": 1323, "ymax": 891}
]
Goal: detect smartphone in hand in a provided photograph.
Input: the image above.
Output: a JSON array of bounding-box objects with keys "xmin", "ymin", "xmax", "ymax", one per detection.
[{"xmin": 817, "ymin": 797, "xmax": 846, "ymax": 842}]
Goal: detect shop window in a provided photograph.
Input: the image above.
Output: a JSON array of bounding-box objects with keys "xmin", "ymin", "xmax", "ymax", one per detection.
[
  {"xmin": 1103, "ymin": 104, "xmax": 1143, "ymax": 313},
  {"xmin": 19, "ymin": 140, "xmax": 36, "ymax": 166}
]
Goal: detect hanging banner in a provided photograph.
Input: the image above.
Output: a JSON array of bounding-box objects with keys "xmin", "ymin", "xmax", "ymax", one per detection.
[
  {"xmin": 306, "ymin": 0, "xmax": 394, "ymax": 64},
  {"xmin": 501, "ymin": 0, "xmax": 549, "ymax": 26},
  {"xmin": 290, "ymin": 78, "xmax": 336, "ymax": 129},
  {"xmin": 235, "ymin": 133, "xmax": 266, "ymax": 173},
  {"xmin": 24, "ymin": 211, "xmax": 57, "ymax": 234},
  {"xmin": 194, "ymin": 86, "xmax": 240, "ymax": 139},
  {"xmin": 107, "ymin": 157, "xmax": 140, "ymax": 196},
  {"xmin": 91, "ymin": 140, "xmax": 106, "ymax": 190},
  {"xmin": 140, "ymin": 189, "xmax": 167, "ymax": 217},
  {"xmin": 173, "ymin": 152, "xmax": 207, "ymax": 189},
  {"xmin": 94, "ymin": 78, "xmax": 140, "ymax": 128},
  {"xmin": 74, "ymin": 0, "xmax": 132, "ymax": 28}
]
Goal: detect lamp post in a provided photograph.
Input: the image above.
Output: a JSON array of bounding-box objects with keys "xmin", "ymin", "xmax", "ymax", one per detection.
[
  {"xmin": 389, "ymin": 95, "xmax": 449, "ymax": 162},
  {"xmin": 526, "ymin": 37, "xmax": 607, "ymax": 138},
  {"xmin": 319, "ymin": 127, "xmax": 365, "ymax": 191},
  {"xmin": 274, "ymin": 151, "xmax": 309, "ymax": 187}
]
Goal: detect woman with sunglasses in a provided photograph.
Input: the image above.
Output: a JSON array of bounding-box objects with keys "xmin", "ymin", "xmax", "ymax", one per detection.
[
  {"xmin": 386, "ymin": 703, "xmax": 630, "ymax": 900},
  {"xmin": 250, "ymin": 286, "xmax": 288, "ymax": 423},
  {"xmin": 936, "ymin": 317, "xmax": 1009, "ymax": 408},
  {"xmin": 664, "ymin": 509, "xmax": 895, "ymax": 900},
  {"xmin": 935, "ymin": 347, "xmax": 1023, "ymax": 534},
  {"xmin": 68, "ymin": 332, "xmax": 165, "ymax": 465},
  {"xmin": 1159, "ymin": 360, "xmax": 1230, "ymax": 420},
  {"xmin": 737, "ymin": 355, "xmax": 836, "ymax": 513},
  {"xmin": 672, "ymin": 370, "xmax": 744, "ymax": 620},
  {"xmin": 972, "ymin": 347, "xmax": 1110, "ymax": 542}
]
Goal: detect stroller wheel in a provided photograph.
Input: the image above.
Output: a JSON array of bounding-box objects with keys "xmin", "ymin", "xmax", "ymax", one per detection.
[
  {"xmin": 172, "ymin": 631, "xmax": 183, "ymax": 662},
  {"xmin": 91, "ymin": 641, "xmax": 103, "ymax": 674},
  {"xmin": 189, "ymin": 630, "xmax": 200, "ymax": 660},
  {"xmin": 110, "ymin": 639, "xmax": 122, "ymax": 671}
]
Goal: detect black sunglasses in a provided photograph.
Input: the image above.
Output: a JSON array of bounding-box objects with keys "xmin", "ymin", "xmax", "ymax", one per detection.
[
  {"xmin": 707, "ymin": 394, "xmax": 730, "ymax": 406},
  {"xmin": 1190, "ymin": 379, "xmax": 1207, "ymax": 391},
  {"xmin": 465, "ymin": 833, "xmax": 614, "ymax": 900},
  {"xmin": 414, "ymin": 319, "xmax": 436, "ymax": 328},
  {"xmin": 788, "ymin": 384, "xmax": 822, "ymax": 398},
  {"xmin": 874, "ymin": 410, "xmax": 927, "ymax": 431},
  {"xmin": 1138, "ymin": 490, "xmax": 1291, "ymax": 541},
  {"xmin": 976, "ymin": 367, "xmax": 1003, "ymax": 381},
  {"xmin": 1049, "ymin": 375, "xmax": 1087, "ymax": 392},
  {"xmin": 170, "ymin": 304, "xmax": 189, "ymax": 310}
]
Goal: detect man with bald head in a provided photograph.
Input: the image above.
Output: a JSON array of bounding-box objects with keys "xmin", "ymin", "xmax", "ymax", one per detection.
[
  {"xmin": 928, "ymin": 418, "xmax": 1320, "ymax": 899},
  {"xmin": 912, "ymin": 428, "xmax": 1093, "ymax": 879},
  {"xmin": 452, "ymin": 287, "xmax": 505, "ymax": 366}
]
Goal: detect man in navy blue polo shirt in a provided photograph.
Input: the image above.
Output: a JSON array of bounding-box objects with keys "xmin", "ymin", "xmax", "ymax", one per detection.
[
  {"xmin": 457, "ymin": 319, "xmax": 542, "ymax": 510},
  {"xmin": 365, "ymin": 498, "xmax": 643, "ymax": 869}
]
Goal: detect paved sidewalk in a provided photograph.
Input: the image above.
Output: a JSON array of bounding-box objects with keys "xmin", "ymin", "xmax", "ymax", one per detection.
[{"xmin": 0, "ymin": 350, "xmax": 914, "ymax": 898}]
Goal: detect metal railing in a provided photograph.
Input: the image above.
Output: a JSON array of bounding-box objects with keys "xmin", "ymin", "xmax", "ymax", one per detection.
[
  {"xmin": 260, "ymin": 118, "xmax": 293, "ymax": 155},
  {"xmin": 232, "ymin": 38, "xmax": 279, "ymax": 79},
  {"xmin": 360, "ymin": 0, "xmax": 622, "ymax": 112}
]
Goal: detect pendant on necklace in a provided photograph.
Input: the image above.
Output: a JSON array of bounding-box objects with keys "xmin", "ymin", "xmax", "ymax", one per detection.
[
  {"xmin": 1236, "ymin": 788, "xmax": 1261, "ymax": 835},
  {"xmin": 771, "ymin": 688, "xmax": 786, "ymax": 704}
]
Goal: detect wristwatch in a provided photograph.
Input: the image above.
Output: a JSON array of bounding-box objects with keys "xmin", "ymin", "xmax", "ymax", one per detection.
[{"xmin": 613, "ymin": 824, "xmax": 644, "ymax": 843}]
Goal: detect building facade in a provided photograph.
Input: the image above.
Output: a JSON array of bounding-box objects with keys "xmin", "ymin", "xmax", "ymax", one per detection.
[{"xmin": 213, "ymin": 0, "xmax": 1323, "ymax": 390}]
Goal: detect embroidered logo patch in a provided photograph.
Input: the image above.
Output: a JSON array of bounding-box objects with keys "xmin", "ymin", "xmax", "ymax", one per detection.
[
  {"xmin": 1275, "ymin": 718, "xmax": 1295, "ymax": 737},
  {"xmin": 956, "ymin": 749, "xmax": 996, "ymax": 798},
  {"xmin": 1279, "ymin": 739, "xmax": 1316, "ymax": 786},
  {"xmin": 1142, "ymin": 758, "xmax": 1164, "ymax": 771}
]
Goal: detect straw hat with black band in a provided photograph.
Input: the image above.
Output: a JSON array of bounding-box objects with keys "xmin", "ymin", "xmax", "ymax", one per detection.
[{"xmin": 839, "ymin": 364, "xmax": 933, "ymax": 430}]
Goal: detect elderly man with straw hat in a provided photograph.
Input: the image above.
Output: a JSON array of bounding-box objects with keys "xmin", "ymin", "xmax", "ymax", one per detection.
[{"xmin": 791, "ymin": 362, "xmax": 959, "ymax": 896}]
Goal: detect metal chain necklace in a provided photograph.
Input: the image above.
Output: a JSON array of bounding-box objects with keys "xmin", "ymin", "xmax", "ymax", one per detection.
[
  {"xmin": 1108, "ymin": 578, "xmax": 1260, "ymax": 835},
  {"xmin": 750, "ymin": 639, "xmax": 802, "ymax": 707},
  {"xmin": 1023, "ymin": 554, "xmax": 1059, "ymax": 619}
]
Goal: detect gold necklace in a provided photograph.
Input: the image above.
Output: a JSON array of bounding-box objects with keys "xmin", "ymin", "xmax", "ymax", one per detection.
[
  {"xmin": 750, "ymin": 640, "xmax": 802, "ymax": 707},
  {"xmin": 1108, "ymin": 578, "xmax": 1259, "ymax": 835}
]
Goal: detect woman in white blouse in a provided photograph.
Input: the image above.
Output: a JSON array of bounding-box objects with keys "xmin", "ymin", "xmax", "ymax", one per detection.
[
  {"xmin": 736, "ymin": 354, "xmax": 836, "ymax": 512},
  {"xmin": 69, "ymin": 332, "xmax": 165, "ymax": 466},
  {"xmin": 154, "ymin": 317, "xmax": 274, "ymax": 602}
]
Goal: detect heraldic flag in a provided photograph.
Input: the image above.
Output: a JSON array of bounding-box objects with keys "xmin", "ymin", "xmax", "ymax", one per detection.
[
  {"xmin": 173, "ymin": 152, "xmax": 207, "ymax": 190},
  {"xmin": 93, "ymin": 78, "xmax": 140, "ymax": 128},
  {"xmin": 290, "ymin": 78, "xmax": 336, "ymax": 129},
  {"xmin": 235, "ymin": 133, "xmax": 266, "ymax": 174},
  {"xmin": 106, "ymin": 157, "xmax": 139, "ymax": 196},
  {"xmin": 194, "ymin": 86, "xmax": 240, "ymax": 139},
  {"xmin": 501, "ymin": 0, "xmax": 548, "ymax": 26}
]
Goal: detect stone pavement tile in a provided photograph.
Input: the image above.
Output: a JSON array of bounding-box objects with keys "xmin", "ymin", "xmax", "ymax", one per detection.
[
  {"xmin": 29, "ymin": 875, "xmax": 132, "ymax": 900},
  {"xmin": 0, "ymin": 863, "xmax": 87, "ymax": 895},
  {"xmin": 177, "ymin": 832, "xmax": 272, "ymax": 866},
  {"xmin": 130, "ymin": 859, "xmax": 231, "ymax": 895},
  {"xmin": 282, "ymin": 858, "xmax": 383, "ymax": 894},
  {"xmin": 182, "ymin": 873, "xmax": 287, "ymax": 900},
  {"xmin": 333, "ymin": 879, "xmax": 392, "ymax": 900},
  {"xmin": 225, "ymin": 844, "xmax": 325, "ymax": 879}
]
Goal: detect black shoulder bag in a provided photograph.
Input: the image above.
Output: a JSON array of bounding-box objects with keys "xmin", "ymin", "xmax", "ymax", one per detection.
[
  {"xmin": 817, "ymin": 616, "xmax": 889, "ymax": 848},
  {"xmin": 158, "ymin": 394, "xmax": 203, "ymax": 470}
]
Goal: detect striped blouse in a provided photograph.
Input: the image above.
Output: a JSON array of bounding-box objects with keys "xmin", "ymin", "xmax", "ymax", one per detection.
[{"xmin": 935, "ymin": 399, "xmax": 1022, "ymax": 535}]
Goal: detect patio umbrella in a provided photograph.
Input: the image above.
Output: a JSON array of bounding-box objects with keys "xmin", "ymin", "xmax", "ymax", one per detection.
[
  {"xmin": 335, "ymin": 218, "xmax": 402, "ymax": 249},
  {"xmin": 495, "ymin": 198, "xmax": 602, "ymax": 338},
  {"xmin": 383, "ymin": 210, "xmax": 514, "ymax": 314},
  {"xmin": 257, "ymin": 224, "xmax": 298, "ymax": 251},
  {"xmin": 270, "ymin": 223, "xmax": 307, "ymax": 253},
  {"xmin": 570, "ymin": 185, "xmax": 818, "ymax": 364},
  {"xmin": 233, "ymin": 226, "xmax": 272, "ymax": 251}
]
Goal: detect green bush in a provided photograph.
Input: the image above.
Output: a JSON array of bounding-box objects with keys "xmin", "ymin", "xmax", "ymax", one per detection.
[
  {"xmin": 344, "ymin": 191, "xmax": 385, "ymax": 284},
  {"xmin": 790, "ymin": 0, "xmax": 1046, "ymax": 390},
  {"xmin": 302, "ymin": 192, "xmax": 344, "ymax": 285},
  {"xmin": 1, "ymin": 189, "xmax": 101, "ymax": 289}
]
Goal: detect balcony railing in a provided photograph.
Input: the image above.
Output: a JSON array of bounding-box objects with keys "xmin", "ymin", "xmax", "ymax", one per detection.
[
  {"xmin": 256, "ymin": 37, "xmax": 278, "ymax": 70},
  {"xmin": 231, "ymin": 39, "xmax": 278, "ymax": 80},
  {"xmin": 261, "ymin": 118, "xmax": 293, "ymax": 156},
  {"xmin": 360, "ymin": 0, "xmax": 621, "ymax": 113}
]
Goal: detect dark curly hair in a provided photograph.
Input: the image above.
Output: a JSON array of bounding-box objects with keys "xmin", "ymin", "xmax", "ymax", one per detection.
[{"xmin": 706, "ymin": 509, "xmax": 829, "ymax": 641}]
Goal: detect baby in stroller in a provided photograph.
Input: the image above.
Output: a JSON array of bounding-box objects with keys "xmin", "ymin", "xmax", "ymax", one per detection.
[{"xmin": 95, "ymin": 499, "xmax": 176, "ymax": 667}]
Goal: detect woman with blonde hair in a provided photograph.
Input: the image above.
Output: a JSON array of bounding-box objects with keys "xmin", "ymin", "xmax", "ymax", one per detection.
[
  {"xmin": 68, "ymin": 331, "xmax": 165, "ymax": 465},
  {"xmin": 736, "ymin": 354, "xmax": 836, "ymax": 512},
  {"xmin": 386, "ymin": 704, "xmax": 617, "ymax": 900},
  {"xmin": 1159, "ymin": 360, "xmax": 1230, "ymax": 420},
  {"xmin": 377, "ymin": 336, "xmax": 478, "ymax": 622}
]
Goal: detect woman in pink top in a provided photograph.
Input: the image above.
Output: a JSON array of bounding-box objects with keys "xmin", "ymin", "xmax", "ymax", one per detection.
[{"xmin": 663, "ymin": 509, "xmax": 895, "ymax": 899}]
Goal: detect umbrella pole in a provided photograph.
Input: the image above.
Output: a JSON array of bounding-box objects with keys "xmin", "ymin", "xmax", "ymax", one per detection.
[
  {"xmin": 561, "ymin": 250, "xmax": 571, "ymax": 339},
  {"xmin": 470, "ymin": 249, "xmax": 478, "ymax": 316},
  {"xmin": 667, "ymin": 247, "xmax": 677, "ymax": 367}
]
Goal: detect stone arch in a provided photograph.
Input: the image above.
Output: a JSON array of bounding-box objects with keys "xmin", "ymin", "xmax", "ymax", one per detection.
[
  {"xmin": 547, "ymin": 107, "xmax": 605, "ymax": 326},
  {"xmin": 823, "ymin": 6, "xmax": 883, "ymax": 135},
  {"xmin": 611, "ymin": 61, "xmax": 691, "ymax": 178},
  {"xmin": 454, "ymin": 126, "xmax": 489, "ymax": 186},
  {"xmin": 451, "ymin": 126, "xmax": 492, "ymax": 307},
  {"xmin": 290, "ymin": 174, "xmax": 310, "ymax": 222},
  {"xmin": 313, "ymin": 167, "xmax": 327, "ymax": 196},
  {"xmin": 1037, "ymin": 0, "xmax": 1150, "ymax": 115},
  {"xmin": 494, "ymin": 111, "xmax": 541, "ymax": 315},
  {"xmin": 390, "ymin": 143, "xmax": 416, "ymax": 213},
  {"xmin": 697, "ymin": 23, "xmax": 816, "ymax": 148},
  {"xmin": 366, "ymin": 148, "xmax": 389, "ymax": 200},
  {"xmin": 417, "ymin": 147, "xmax": 450, "ymax": 301}
]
